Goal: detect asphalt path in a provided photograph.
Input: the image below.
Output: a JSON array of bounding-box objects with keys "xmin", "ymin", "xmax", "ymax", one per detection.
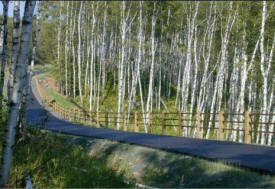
[{"xmin": 26, "ymin": 76, "xmax": 275, "ymax": 174}]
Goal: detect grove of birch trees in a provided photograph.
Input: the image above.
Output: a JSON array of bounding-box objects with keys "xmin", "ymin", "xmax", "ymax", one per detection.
[{"xmin": 37, "ymin": 1, "xmax": 274, "ymax": 144}]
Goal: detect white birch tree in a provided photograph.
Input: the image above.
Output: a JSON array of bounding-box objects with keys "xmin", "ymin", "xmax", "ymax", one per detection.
[{"xmin": 0, "ymin": 1, "xmax": 36, "ymax": 185}]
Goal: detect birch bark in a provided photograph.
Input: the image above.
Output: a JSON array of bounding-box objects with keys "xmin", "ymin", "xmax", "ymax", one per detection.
[
  {"xmin": 145, "ymin": 2, "xmax": 157, "ymax": 132},
  {"xmin": 0, "ymin": 0, "xmax": 9, "ymax": 114},
  {"xmin": 77, "ymin": 1, "xmax": 83, "ymax": 105},
  {"xmin": 8, "ymin": 1, "xmax": 20, "ymax": 104},
  {"xmin": 0, "ymin": 1, "xmax": 36, "ymax": 185}
]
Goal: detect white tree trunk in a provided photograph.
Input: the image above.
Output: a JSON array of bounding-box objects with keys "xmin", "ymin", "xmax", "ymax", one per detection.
[
  {"xmin": 64, "ymin": 1, "xmax": 69, "ymax": 96},
  {"xmin": 8, "ymin": 1, "xmax": 20, "ymax": 103},
  {"xmin": 145, "ymin": 2, "xmax": 157, "ymax": 133},
  {"xmin": 0, "ymin": 1, "xmax": 36, "ymax": 185},
  {"xmin": 30, "ymin": 2, "xmax": 40, "ymax": 72},
  {"xmin": 77, "ymin": 1, "xmax": 83, "ymax": 105},
  {"xmin": 0, "ymin": 0, "xmax": 9, "ymax": 113},
  {"xmin": 117, "ymin": 1, "xmax": 127, "ymax": 129}
]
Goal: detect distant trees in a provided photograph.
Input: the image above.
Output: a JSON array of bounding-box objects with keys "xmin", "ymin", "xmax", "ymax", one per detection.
[
  {"xmin": 38, "ymin": 1, "xmax": 274, "ymax": 144},
  {"xmin": 0, "ymin": 1, "xmax": 36, "ymax": 186}
]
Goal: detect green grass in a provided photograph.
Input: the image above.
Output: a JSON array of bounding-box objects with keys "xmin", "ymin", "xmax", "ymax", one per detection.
[
  {"xmin": 0, "ymin": 126, "xmax": 131, "ymax": 188},
  {"xmin": 34, "ymin": 74, "xmax": 75, "ymax": 110},
  {"xmin": 36, "ymin": 72, "xmax": 50, "ymax": 80},
  {"xmin": 88, "ymin": 138, "xmax": 275, "ymax": 188},
  {"xmin": 33, "ymin": 64, "xmax": 53, "ymax": 73},
  {"xmin": 44, "ymin": 87, "xmax": 75, "ymax": 109}
]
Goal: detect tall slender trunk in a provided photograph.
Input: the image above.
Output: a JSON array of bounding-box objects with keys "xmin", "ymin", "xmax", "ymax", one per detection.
[
  {"xmin": 64, "ymin": 2, "xmax": 69, "ymax": 96},
  {"xmin": 89, "ymin": 2, "xmax": 96, "ymax": 112},
  {"xmin": 57, "ymin": 1, "xmax": 62, "ymax": 93},
  {"xmin": 230, "ymin": 47, "xmax": 241, "ymax": 141},
  {"xmin": 145, "ymin": 2, "xmax": 156, "ymax": 132},
  {"xmin": 197, "ymin": 2, "xmax": 216, "ymax": 113},
  {"xmin": 128, "ymin": 1, "xmax": 143, "ymax": 113},
  {"xmin": 101, "ymin": 2, "xmax": 107, "ymax": 98},
  {"xmin": 181, "ymin": 2, "xmax": 199, "ymax": 114},
  {"xmin": 0, "ymin": 1, "xmax": 36, "ymax": 185},
  {"xmin": 77, "ymin": 1, "xmax": 83, "ymax": 105},
  {"xmin": 117, "ymin": 1, "xmax": 127, "ymax": 129},
  {"xmin": 258, "ymin": 1, "xmax": 271, "ymax": 145},
  {"xmin": 190, "ymin": 25, "xmax": 199, "ymax": 136},
  {"xmin": 8, "ymin": 1, "xmax": 20, "ymax": 104},
  {"xmin": 0, "ymin": 0, "xmax": 9, "ymax": 116},
  {"xmin": 84, "ymin": 35, "xmax": 90, "ymax": 90},
  {"xmin": 207, "ymin": 3, "xmax": 236, "ymax": 139}
]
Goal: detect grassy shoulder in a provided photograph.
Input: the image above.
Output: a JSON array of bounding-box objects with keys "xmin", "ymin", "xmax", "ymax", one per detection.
[
  {"xmin": 87, "ymin": 138, "xmax": 275, "ymax": 188},
  {"xmin": 33, "ymin": 64, "xmax": 53, "ymax": 73},
  {"xmin": 43, "ymin": 87, "xmax": 75, "ymax": 109},
  {"xmin": 0, "ymin": 126, "xmax": 131, "ymax": 188},
  {"xmin": 35, "ymin": 73, "xmax": 75, "ymax": 110}
]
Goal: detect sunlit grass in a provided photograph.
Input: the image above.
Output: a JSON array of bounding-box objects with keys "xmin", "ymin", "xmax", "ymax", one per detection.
[
  {"xmin": 34, "ymin": 74, "xmax": 75, "ymax": 110},
  {"xmin": 43, "ymin": 87, "xmax": 75, "ymax": 109},
  {"xmin": 0, "ymin": 126, "xmax": 131, "ymax": 188},
  {"xmin": 33, "ymin": 64, "xmax": 53, "ymax": 73}
]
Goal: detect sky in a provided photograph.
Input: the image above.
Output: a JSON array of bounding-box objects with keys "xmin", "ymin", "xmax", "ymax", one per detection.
[{"xmin": 0, "ymin": 1, "xmax": 38, "ymax": 18}]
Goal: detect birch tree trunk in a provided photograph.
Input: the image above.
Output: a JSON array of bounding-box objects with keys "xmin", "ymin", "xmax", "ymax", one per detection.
[
  {"xmin": 145, "ymin": 2, "xmax": 156, "ymax": 132},
  {"xmin": 206, "ymin": 3, "xmax": 236, "ymax": 139},
  {"xmin": 181, "ymin": 2, "xmax": 199, "ymax": 136},
  {"xmin": 77, "ymin": 1, "xmax": 83, "ymax": 105},
  {"xmin": 30, "ymin": 2, "xmax": 40, "ymax": 73},
  {"xmin": 0, "ymin": 0, "xmax": 9, "ymax": 116},
  {"xmin": 128, "ymin": 1, "xmax": 143, "ymax": 115},
  {"xmin": 64, "ymin": 1, "xmax": 69, "ymax": 96},
  {"xmin": 197, "ymin": 2, "xmax": 216, "ymax": 113},
  {"xmin": 190, "ymin": 25, "xmax": 199, "ymax": 136},
  {"xmin": 216, "ymin": 2, "xmax": 236, "ymax": 112},
  {"xmin": 0, "ymin": 1, "xmax": 36, "ymax": 185},
  {"xmin": 260, "ymin": 33, "xmax": 275, "ymax": 144},
  {"xmin": 8, "ymin": 1, "xmax": 20, "ymax": 104},
  {"xmin": 101, "ymin": 2, "xmax": 107, "ymax": 98},
  {"xmin": 258, "ymin": 1, "xmax": 271, "ymax": 145},
  {"xmin": 57, "ymin": 1, "xmax": 63, "ymax": 93},
  {"xmin": 117, "ymin": 1, "xmax": 127, "ymax": 129},
  {"xmin": 267, "ymin": 83, "xmax": 274, "ymax": 145},
  {"xmin": 230, "ymin": 47, "xmax": 241, "ymax": 141},
  {"xmin": 89, "ymin": 2, "xmax": 96, "ymax": 111}
]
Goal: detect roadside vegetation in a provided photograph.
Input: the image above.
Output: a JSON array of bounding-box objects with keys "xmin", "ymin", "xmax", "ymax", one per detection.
[
  {"xmin": 89, "ymin": 138, "xmax": 275, "ymax": 188},
  {"xmin": 0, "ymin": 124, "xmax": 130, "ymax": 188}
]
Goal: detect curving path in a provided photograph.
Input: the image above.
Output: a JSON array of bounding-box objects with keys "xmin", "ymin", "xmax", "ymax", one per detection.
[{"xmin": 26, "ymin": 75, "xmax": 275, "ymax": 174}]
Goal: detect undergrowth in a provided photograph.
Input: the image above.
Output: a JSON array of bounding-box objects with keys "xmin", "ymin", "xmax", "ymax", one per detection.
[{"xmin": 0, "ymin": 126, "xmax": 131, "ymax": 188}]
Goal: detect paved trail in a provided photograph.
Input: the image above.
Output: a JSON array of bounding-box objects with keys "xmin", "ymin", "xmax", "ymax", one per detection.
[{"xmin": 26, "ymin": 76, "xmax": 275, "ymax": 174}]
